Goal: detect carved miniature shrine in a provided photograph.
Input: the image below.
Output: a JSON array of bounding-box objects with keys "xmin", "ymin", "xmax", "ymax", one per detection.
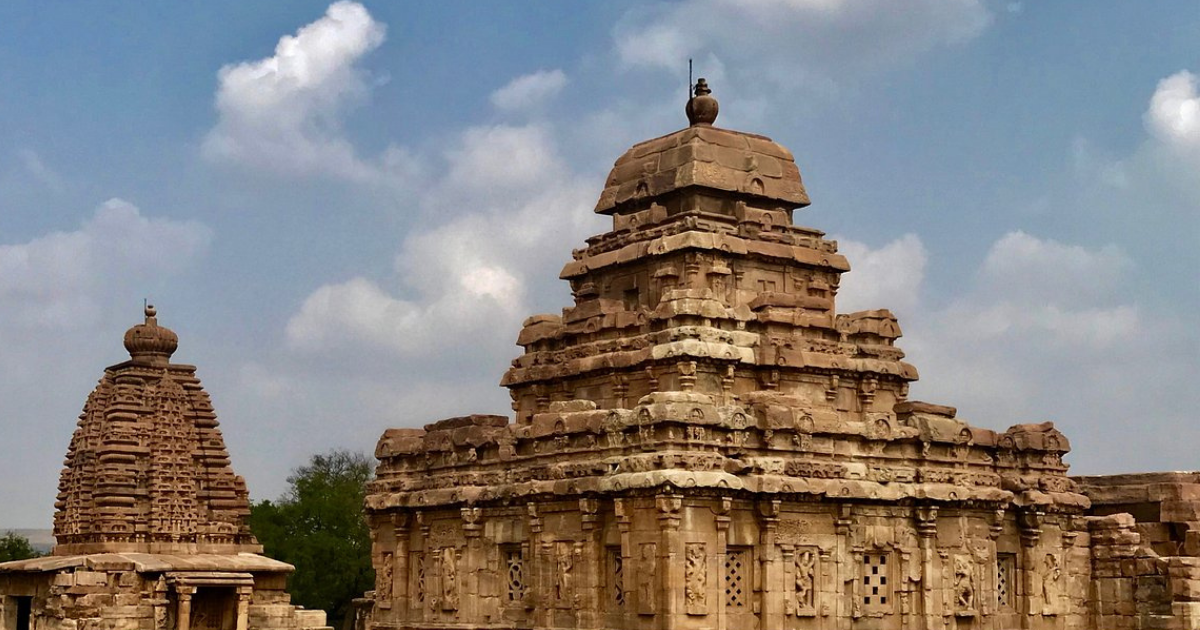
[
  {"xmin": 0, "ymin": 308, "xmax": 328, "ymax": 630},
  {"xmin": 363, "ymin": 81, "xmax": 1200, "ymax": 630}
]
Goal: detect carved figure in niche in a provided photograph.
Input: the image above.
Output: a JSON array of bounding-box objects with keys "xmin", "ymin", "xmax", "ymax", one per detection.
[
  {"xmin": 555, "ymin": 542, "xmax": 574, "ymax": 603},
  {"xmin": 441, "ymin": 547, "xmax": 459, "ymax": 611},
  {"xmin": 1041, "ymin": 553, "xmax": 1061, "ymax": 615},
  {"xmin": 710, "ymin": 274, "xmax": 727, "ymax": 299},
  {"xmin": 379, "ymin": 552, "xmax": 394, "ymax": 601},
  {"xmin": 795, "ymin": 548, "xmax": 816, "ymax": 612},
  {"xmin": 638, "ymin": 543, "xmax": 657, "ymax": 614},
  {"xmin": 685, "ymin": 542, "xmax": 707, "ymax": 614},
  {"xmin": 953, "ymin": 555, "xmax": 975, "ymax": 612}
]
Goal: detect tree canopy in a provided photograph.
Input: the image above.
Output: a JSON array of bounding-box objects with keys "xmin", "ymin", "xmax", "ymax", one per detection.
[
  {"xmin": 249, "ymin": 450, "xmax": 375, "ymax": 629},
  {"xmin": 0, "ymin": 531, "xmax": 41, "ymax": 562}
]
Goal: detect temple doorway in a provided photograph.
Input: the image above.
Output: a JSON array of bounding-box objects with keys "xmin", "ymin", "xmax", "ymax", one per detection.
[
  {"xmin": 13, "ymin": 597, "xmax": 31, "ymax": 630},
  {"xmin": 188, "ymin": 588, "xmax": 236, "ymax": 630}
]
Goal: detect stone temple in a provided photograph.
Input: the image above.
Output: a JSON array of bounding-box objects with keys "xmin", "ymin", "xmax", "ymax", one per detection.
[
  {"xmin": 0, "ymin": 308, "xmax": 327, "ymax": 630},
  {"xmin": 360, "ymin": 81, "xmax": 1200, "ymax": 630},
  {"xmin": 3, "ymin": 81, "xmax": 1200, "ymax": 630}
]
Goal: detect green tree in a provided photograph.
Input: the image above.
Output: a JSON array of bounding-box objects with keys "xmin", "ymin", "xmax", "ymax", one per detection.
[
  {"xmin": 249, "ymin": 450, "xmax": 375, "ymax": 629},
  {"xmin": 0, "ymin": 531, "xmax": 41, "ymax": 562}
]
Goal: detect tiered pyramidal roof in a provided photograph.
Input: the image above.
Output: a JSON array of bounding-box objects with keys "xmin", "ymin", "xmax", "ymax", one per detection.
[
  {"xmin": 371, "ymin": 81, "xmax": 1082, "ymax": 513},
  {"xmin": 501, "ymin": 78, "xmax": 917, "ymax": 424},
  {"xmin": 53, "ymin": 306, "xmax": 259, "ymax": 556}
]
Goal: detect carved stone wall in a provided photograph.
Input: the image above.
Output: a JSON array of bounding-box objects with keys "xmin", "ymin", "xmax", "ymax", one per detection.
[{"xmin": 0, "ymin": 561, "xmax": 327, "ymax": 630}]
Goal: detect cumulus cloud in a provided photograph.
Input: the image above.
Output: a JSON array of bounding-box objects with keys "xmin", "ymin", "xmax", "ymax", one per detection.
[
  {"xmin": 834, "ymin": 233, "xmax": 927, "ymax": 315},
  {"xmin": 615, "ymin": 0, "xmax": 991, "ymax": 93},
  {"xmin": 490, "ymin": 69, "xmax": 568, "ymax": 112},
  {"xmin": 1067, "ymin": 69, "xmax": 1200, "ymax": 305},
  {"xmin": 202, "ymin": 1, "xmax": 387, "ymax": 180},
  {"xmin": 285, "ymin": 122, "xmax": 600, "ymax": 358},
  {"xmin": 0, "ymin": 200, "xmax": 212, "ymax": 525},
  {"xmin": 0, "ymin": 198, "xmax": 211, "ymax": 332},
  {"xmin": 842, "ymin": 231, "xmax": 1196, "ymax": 475},
  {"xmin": 1145, "ymin": 70, "xmax": 1200, "ymax": 148},
  {"xmin": 938, "ymin": 231, "xmax": 1138, "ymax": 350},
  {"xmin": 17, "ymin": 149, "xmax": 65, "ymax": 193}
]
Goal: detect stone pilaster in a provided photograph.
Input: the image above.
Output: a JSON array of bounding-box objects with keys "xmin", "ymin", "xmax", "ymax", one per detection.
[
  {"xmin": 915, "ymin": 505, "xmax": 938, "ymax": 630},
  {"xmin": 657, "ymin": 494, "xmax": 683, "ymax": 630},
  {"xmin": 715, "ymin": 497, "xmax": 732, "ymax": 630},
  {"xmin": 581, "ymin": 498, "xmax": 602, "ymax": 629},
  {"xmin": 759, "ymin": 499, "xmax": 782, "ymax": 630}
]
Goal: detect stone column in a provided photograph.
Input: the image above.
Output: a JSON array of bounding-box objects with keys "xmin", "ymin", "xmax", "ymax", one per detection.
[
  {"xmin": 983, "ymin": 508, "xmax": 1005, "ymax": 622},
  {"xmin": 781, "ymin": 545, "xmax": 796, "ymax": 619},
  {"xmin": 417, "ymin": 511, "xmax": 431, "ymax": 624},
  {"xmin": 835, "ymin": 505, "xmax": 854, "ymax": 630},
  {"xmin": 462, "ymin": 506, "xmax": 483, "ymax": 624},
  {"xmin": 616, "ymin": 498, "xmax": 633, "ymax": 628},
  {"xmin": 657, "ymin": 494, "xmax": 683, "ymax": 630},
  {"xmin": 393, "ymin": 512, "xmax": 411, "ymax": 621},
  {"xmin": 714, "ymin": 498, "xmax": 732, "ymax": 630},
  {"xmin": 759, "ymin": 500, "xmax": 781, "ymax": 630},
  {"xmin": 581, "ymin": 498, "xmax": 603, "ymax": 629},
  {"xmin": 176, "ymin": 586, "xmax": 195, "ymax": 630},
  {"xmin": 527, "ymin": 502, "xmax": 550, "ymax": 628},
  {"xmin": 818, "ymin": 548, "xmax": 834, "ymax": 630},
  {"xmin": 235, "ymin": 586, "xmax": 251, "ymax": 630},
  {"xmin": 915, "ymin": 505, "xmax": 938, "ymax": 630},
  {"xmin": 1018, "ymin": 510, "xmax": 1043, "ymax": 630}
]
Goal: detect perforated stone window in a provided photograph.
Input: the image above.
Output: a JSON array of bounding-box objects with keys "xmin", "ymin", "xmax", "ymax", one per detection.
[
  {"xmin": 504, "ymin": 546, "xmax": 526, "ymax": 602},
  {"xmin": 862, "ymin": 553, "xmax": 891, "ymax": 608},
  {"xmin": 725, "ymin": 547, "xmax": 750, "ymax": 609},
  {"xmin": 997, "ymin": 554, "xmax": 1016, "ymax": 608},
  {"xmin": 608, "ymin": 547, "xmax": 625, "ymax": 607}
]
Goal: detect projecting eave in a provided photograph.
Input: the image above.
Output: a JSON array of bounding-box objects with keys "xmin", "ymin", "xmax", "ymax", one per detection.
[{"xmin": 0, "ymin": 552, "xmax": 293, "ymax": 574}]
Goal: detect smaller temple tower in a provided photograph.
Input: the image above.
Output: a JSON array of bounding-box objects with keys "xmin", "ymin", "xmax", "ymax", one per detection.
[{"xmin": 0, "ymin": 307, "xmax": 327, "ymax": 630}]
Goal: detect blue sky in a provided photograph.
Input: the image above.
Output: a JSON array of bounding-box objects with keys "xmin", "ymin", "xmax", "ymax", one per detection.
[{"xmin": 1, "ymin": 1, "xmax": 1197, "ymax": 527}]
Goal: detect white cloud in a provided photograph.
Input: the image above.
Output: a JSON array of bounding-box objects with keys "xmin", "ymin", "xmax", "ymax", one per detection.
[
  {"xmin": 490, "ymin": 69, "xmax": 568, "ymax": 112},
  {"xmin": 939, "ymin": 231, "xmax": 1138, "ymax": 349},
  {"xmin": 1145, "ymin": 70, "xmax": 1200, "ymax": 148},
  {"xmin": 285, "ymin": 122, "xmax": 600, "ymax": 358},
  {"xmin": 0, "ymin": 200, "xmax": 212, "ymax": 526},
  {"xmin": 17, "ymin": 149, "xmax": 65, "ymax": 193},
  {"xmin": 838, "ymin": 231, "xmax": 1193, "ymax": 475},
  {"xmin": 834, "ymin": 233, "xmax": 927, "ymax": 315},
  {"xmin": 978, "ymin": 231, "xmax": 1131, "ymax": 304},
  {"xmin": 0, "ymin": 198, "xmax": 211, "ymax": 332},
  {"xmin": 202, "ymin": 1, "xmax": 387, "ymax": 180},
  {"xmin": 615, "ymin": 0, "xmax": 991, "ymax": 93},
  {"xmin": 439, "ymin": 124, "xmax": 564, "ymax": 200}
]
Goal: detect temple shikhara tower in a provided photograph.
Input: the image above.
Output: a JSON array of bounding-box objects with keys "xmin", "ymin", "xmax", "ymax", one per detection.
[
  {"xmin": 362, "ymin": 82, "xmax": 1200, "ymax": 630},
  {"xmin": 0, "ymin": 307, "xmax": 327, "ymax": 630}
]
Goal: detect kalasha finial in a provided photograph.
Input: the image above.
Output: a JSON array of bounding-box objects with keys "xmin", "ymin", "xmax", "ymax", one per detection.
[
  {"xmin": 124, "ymin": 303, "xmax": 178, "ymax": 365},
  {"xmin": 686, "ymin": 78, "xmax": 718, "ymax": 126}
]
